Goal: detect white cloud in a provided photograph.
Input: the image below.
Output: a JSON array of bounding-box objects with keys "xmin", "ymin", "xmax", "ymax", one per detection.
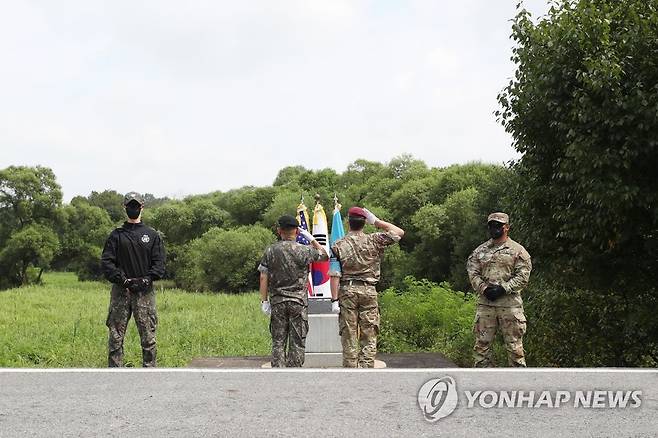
[
  {"xmin": 0, "ymin": 0, "xmax": 551, "ymax": 200},
  {"xmin": 426, "ymin": 47, "xmax": 460, "ymax": 76}
]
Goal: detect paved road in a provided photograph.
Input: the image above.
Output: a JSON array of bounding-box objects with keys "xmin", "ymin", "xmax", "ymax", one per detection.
[{"xmin": 0, "ymin": 369, "xmax": 656, "ymax": 437}]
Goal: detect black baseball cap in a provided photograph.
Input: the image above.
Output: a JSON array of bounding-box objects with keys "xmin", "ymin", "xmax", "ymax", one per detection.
[
  {"xmin": 123, "ymin": 191, "xmax": 145, "ymax": 205},
  {"xmin": 277, "ymin": 215, "xmax": 299, "ymax": 229}
]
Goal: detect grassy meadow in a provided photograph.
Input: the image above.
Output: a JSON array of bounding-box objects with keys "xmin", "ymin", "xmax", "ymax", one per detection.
[{"xmin": 0, "ymin": 272, "xmax": 270, "ymax": 367}]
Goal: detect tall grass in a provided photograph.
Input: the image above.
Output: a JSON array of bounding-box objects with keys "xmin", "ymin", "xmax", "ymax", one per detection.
[
  {"xmin": 0, "ymin": 272, "xmax": 270, "ymax": 367},
  {"xmin": 1, "ymin": 273, "xmax": 485, "ymax": 368}
]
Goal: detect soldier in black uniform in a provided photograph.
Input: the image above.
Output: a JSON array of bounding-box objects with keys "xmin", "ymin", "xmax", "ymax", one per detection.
[{"xmin": 101, "ymin": 192, "xmax": 165, "ymax": 367}]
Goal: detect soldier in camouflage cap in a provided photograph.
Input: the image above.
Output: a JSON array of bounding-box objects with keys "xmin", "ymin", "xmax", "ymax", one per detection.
[
  {"xmin": 467, "ymin": 212, "xmax": 532, "ymax": 367},
  {"xmin": 330, "ymin": 207, "xmax": 404, "ymax": 368},
  {"xmin": 258, "ymin": 215, "xmax": 328, "ymax": 367}
]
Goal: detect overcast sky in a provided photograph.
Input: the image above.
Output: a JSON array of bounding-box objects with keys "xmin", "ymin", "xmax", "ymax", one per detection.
[{"xmin": 0, "ymin": 0, "xmax": 550, "ymax": 201}]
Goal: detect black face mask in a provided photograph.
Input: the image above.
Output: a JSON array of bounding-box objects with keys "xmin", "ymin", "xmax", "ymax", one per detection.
[
  {"xmin": 488, "ymin": 222, "xmax": 504, "ymax": 239},
  {"xmin": 126, "ymin": 205, "xmax": 141, "ymax": 220}
]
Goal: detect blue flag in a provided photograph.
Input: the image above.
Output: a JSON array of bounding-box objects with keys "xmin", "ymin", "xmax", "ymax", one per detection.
[{"xmin": 329, "ymin": 204, "xmax": 345, "ymax": 275}]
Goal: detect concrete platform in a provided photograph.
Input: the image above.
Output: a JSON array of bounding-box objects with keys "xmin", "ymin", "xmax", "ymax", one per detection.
[
  {"xmin": 188, "ymin": 352, "xmax": 456, "ymax": 368},
  {"xmin": 259, "ymin": 353, "xmax": 387, "ymax": 368}
]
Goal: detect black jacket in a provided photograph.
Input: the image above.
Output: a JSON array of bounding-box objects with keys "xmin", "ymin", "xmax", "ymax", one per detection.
[{"xmin": 101, "ymin": 222, "xmax": 166, "ymax": 284}]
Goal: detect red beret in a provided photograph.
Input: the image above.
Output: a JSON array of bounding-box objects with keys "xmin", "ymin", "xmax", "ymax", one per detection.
[{"xmin": 348, "ymin": 206, "xmax": 367, "ymax": 218}]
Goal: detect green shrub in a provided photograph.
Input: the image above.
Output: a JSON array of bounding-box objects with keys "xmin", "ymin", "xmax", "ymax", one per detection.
[
  {"xmin": 72, "ymin": 245, "xmax": 105, "ymax": 281},
  {"xmin": 523, "ymin": 279, "xmax": 658, "ymax": 367},
  {"xmin": 53, "ymin": 201, "xmax": 114, "ymax": 282},
  {"xmin": 0, "ymin": 224, "xmax": 60, "ymax": 287},
  {"xmin": 176, "ymin": 225, "xmax": 276, "ymax": 292},
  {"xmin": 261, "ymin": 190, "xmax": 303, "ymax": 230},
  {"xmin": 378, "ymin": 277, "xmax": 476, "ymax": 366}
]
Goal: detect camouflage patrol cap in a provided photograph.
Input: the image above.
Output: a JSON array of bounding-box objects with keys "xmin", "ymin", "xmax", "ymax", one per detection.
[
  {"xmin": 487, "ymin": 212, "xmax": 509, "ymax": 224},
  {"xmin": 123, "ymin": 191, "xmax": 144, "ymax": 205},
  {"xmin": 277, "ymin": 215, "xmax": 299, "ymax": 229}
]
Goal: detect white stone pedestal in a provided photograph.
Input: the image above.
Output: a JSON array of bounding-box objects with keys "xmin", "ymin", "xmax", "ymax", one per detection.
[{"xmin": 305, "ymin": 313, "xmax": 342, "ymax": 353}]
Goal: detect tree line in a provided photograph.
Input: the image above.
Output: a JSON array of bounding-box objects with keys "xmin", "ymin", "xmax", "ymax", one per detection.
[{"xmin": 0, "ymin": 156, "xmax": 510, "ymax": 293}]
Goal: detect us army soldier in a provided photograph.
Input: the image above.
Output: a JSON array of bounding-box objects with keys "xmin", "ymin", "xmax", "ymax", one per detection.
[
  {"xmin": 101, "ymin": 192, "xmax": 165, "ymax": 367},
  {"xmin": 467, "ymin": 212, "xmax": 532, "ymax": 367},
  {"xmin": 330, "ymin": 207, "xmax": 404, "ymax": 368},
  {"xmin": 258, "ymin": 215, "xmax": 328, "ymax": 367}
]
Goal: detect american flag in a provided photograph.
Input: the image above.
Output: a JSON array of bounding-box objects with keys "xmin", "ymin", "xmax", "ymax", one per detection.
[
  {"xmin": 296, "ymin": 201, "xmax": 314, "ymax": 296},
  {"xmin": 296, "ymin": 203, "xmax": 311, "ymax": 245}
]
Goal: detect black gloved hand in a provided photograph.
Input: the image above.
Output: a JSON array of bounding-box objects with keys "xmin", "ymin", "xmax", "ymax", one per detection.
[
  {"xmin": 136, "ymin": 277, "xmax": 152, "ymax": 292},
  {"xmin": 127, "ymin": 279, "xmax": 142, "ymax": 293},
  {"xmin": 484, "ymin": 284, "xmax": 506, "ymax": 301},
  {"xmin": 125, "ymin": 277, "xmax": 152, "ymax": 293},
  {"xmin": 123, "ymin": 278, "xmax": 136, "ymax": 290}
]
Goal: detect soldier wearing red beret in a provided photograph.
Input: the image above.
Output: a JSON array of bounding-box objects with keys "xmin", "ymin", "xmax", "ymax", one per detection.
[{"xmin": 330, "ymin": 207, "xmax": 404, "ymax": 368}]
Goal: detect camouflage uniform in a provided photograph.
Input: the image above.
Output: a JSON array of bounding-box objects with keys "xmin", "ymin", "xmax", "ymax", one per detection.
[
  {"xmin": 258, "ymin": 240, "xmax": 327, "ymax": 367},
  {"xmin": 101, "ymin": 221, "xmax": 165, "ymax": 368},
  {"xmin": 467, "ymin": 237, "xmax": 532, "ymax": 367},
  {"xmin": 106, "ymin": 284, "xmax": 157, "ymax": 367},
  {"xmin": 331, "ymin": 230, "xmax": 400, "ymax": 368}
]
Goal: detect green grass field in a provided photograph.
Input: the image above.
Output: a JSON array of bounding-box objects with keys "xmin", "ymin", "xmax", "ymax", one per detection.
[{"xmin": 0, "ymin": 272, "xmax": 270, "ymax": 367}]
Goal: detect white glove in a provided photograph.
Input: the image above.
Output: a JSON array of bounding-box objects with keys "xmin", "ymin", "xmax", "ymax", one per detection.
[
  {"xmin": 298, "ymin": 227, "xmax": 315, "ymax": 242},
  {"xmin": 363, "ymin": 208, "xmax": 379, "ymax": 225},
  {"xmin": 331, "ymin": 300, "xmax": 340, "ymax": 314},
  {"xmin": 261, "ymin": 301, "xmax": 271, "ymax": 316}
]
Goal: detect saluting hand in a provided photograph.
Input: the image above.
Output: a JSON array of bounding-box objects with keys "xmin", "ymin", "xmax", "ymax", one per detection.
[
  {"xmin": 297, "ymin": 227, "xmax": 315, "ymax": 242},
  {"xmin": 362, "ymin": 208, "xmax": 379, "ymax": 225}
]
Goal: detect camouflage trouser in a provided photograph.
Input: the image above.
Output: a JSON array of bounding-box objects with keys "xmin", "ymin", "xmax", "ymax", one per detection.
[
  {"xmin": 338, "ymin": 282, "xmax": 379, "ymax": 368},
  {"xmin": 473, "ymin": 305, "xmax": 527, "ymax": 367},
  {"xmin": 106, "ymin": 284, "xmax": 157, "ymax": 368},
  {"xmin": 270, "ymin": 301, "xmax": 308, "ymax": 367}
]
